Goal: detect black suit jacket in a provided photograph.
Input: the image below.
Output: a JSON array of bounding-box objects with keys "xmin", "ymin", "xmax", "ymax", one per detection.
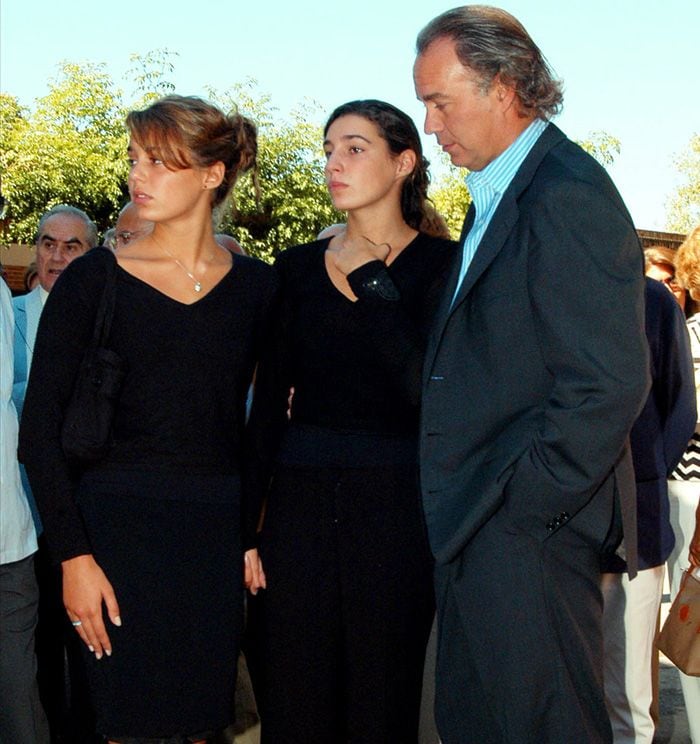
[{"xmin": 420, "ymin": 123, "xmax": 649, "ymax": 568}]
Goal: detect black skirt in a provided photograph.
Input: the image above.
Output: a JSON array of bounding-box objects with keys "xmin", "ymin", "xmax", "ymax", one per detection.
[{"xmin": 75, "ymin": 469, "xmax": 243, "ymax": 739}]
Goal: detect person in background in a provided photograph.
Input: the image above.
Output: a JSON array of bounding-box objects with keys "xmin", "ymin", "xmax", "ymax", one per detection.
[
  {"xmin": 13, "ymin": 205, "xmax": 97, "ymax": 420},
  {"xmin": 645, "ymin": 245, "xmax": 697, "ymax": 316},
  {"xmin": 13, "ymin": 204, "xmax": 97, "ymax": 743},
  {"xmin": 601, "ymin": 276, "xmax": 696, "ymax": 743},
  {"xmin": 1, "ymin": 276, "xmax": 50, "ymax": 744},
  {"xmin": 24, "ymin": 262, "xmax": 40, "ymax": 292},
  {"xmin": 316, "ymin": 223, "xmax": 346, "ymax": 240},
  {"xmin": 413, "ymin": 7, "xmax": 648, "ymax": 742},
  {"xmin": 247, "ymin": 99, "xmax": 455, "ymax": 743},
  {"xmin": 103, "ymin": 228, "xmax": 117, "ymax": 251},
  {"xmin": 215, "ymin": 232, "xmax": 246, "ymax": 255},
  {"xmin": 114, "ymin": 201, "xmax": 154, "ymax": 251},
  {"xmin": 668, "ymin": 225, "xmax": 700, "ymax": 744},
  {"xmin": 20, "ymin": 95, "xmax": 274, "ymax": 743}
]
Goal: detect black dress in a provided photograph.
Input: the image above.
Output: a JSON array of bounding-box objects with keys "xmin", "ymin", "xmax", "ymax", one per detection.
[
  {"xmin": 19, "ymin": 247, "xmax": 276, "ymax": 739},
  {"xmin": 245, "ymin": 233, "xmax": 456, "ymax": 743}
]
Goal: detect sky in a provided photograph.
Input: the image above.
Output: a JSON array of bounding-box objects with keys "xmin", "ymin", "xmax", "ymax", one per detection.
[{"xmin": 2, "ymin": 0, "xmax": 698, "ymax": 232}]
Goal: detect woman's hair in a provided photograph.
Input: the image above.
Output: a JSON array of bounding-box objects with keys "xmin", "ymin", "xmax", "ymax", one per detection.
[
  {"xmin": 644, "ymin": 245, "xmax": 677, "ymax": 274},
  {"xmin": 323, "ymin": 100, "xmax": 450, "ymax": 239},
  {"xmin": 675, "ymin": 226, "xmax": 700, "ymax": 302},
  {"xmin": 416, "ymin": 6, "xmax": 563, "ymax": 120},
  {"xmin": 126, "ymin": 95, "xmax": 257, "ymax": 209}
]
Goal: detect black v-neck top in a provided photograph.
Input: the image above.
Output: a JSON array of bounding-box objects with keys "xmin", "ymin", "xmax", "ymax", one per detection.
[
  {"xmin": 244, "ymin": 233, "xmax": 456, "ymax": 503},
  {"xmin": 19, "ymin": 247, "xmax": 277, "ymax": 561}
]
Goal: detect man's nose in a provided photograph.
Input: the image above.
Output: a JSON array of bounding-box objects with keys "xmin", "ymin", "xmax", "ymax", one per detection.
[
  {"xmin": 49, "ymin": 245, "xmax": 70, "ymax": 260},
  {"xmin": 424, "ymin": 109, "xmax": 442, "ymax": 135}
]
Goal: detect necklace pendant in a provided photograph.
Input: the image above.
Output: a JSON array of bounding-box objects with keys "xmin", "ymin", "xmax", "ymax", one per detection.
[{"xmin": 194, "ymin": 281, "xmax": 202, "ymax": 292}]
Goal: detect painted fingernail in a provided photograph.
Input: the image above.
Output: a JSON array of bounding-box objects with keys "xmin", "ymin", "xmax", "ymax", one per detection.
[
  {"xmin": 105, "ymin": 648, "xmax": 112, "ymax": 657},
  {"xmin": 95, "ymin": 651, "xmax": 103, "ymax": 660},
  {"xmin": 113, "ymin": 616, "xmax": 122, "ymax": 627},
  {"xmin": 88, "ymin": 645, "xmax": 95, "ymax": 652}
]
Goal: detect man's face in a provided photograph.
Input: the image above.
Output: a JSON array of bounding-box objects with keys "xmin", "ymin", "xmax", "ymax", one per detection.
[
  {"xmin": 414, "ymin": 37, "xmax": 507, "ymax": 171},
  {"xmin": 35, "ymin": 214, "xmax": 91, "ymax": 291}
]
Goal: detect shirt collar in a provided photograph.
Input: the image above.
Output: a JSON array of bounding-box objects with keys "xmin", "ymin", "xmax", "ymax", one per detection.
[{"xmin": 466, "ymin": 118, "xmax": 549, "ymax": 199}]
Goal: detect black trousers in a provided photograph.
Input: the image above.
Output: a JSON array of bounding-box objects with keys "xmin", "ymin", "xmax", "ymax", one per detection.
[
  {"xmin": 0, "ymin": 553, "xmax": 49, "ymax": 744},
  {"xmin": 433, "ymin": 491, "xmax": 619, "ymax": 744},
  {"xmin": 248, "ymin": 464, "xmax": 435, "ymax": 744}
]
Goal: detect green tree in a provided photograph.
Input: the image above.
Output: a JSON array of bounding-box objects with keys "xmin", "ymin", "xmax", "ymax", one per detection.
[
  {"xmin": 429, "ymin": 163, "xmax": 470, "ymax": 240},
  {"xmin": 667, "ymin": 134, "xmax": 700, "ymax": 233},
  {"xmin": 577, "ymin": 130, "xmax": 621, "ymax": 167},
  {"xmin": 209, "ymin": 82, "xmax": 342, "ymax": 262},
  {"xmin": 1, "ymin": 63, "xmax": 128, "ymax": 243},
  {"xmin": 126, "ymin": 49, "xmax": 178, "ymax": 106}
]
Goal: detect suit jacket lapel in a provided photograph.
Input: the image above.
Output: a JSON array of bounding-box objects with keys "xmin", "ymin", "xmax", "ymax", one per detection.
[
  {"xmin": 14, "ymin": 288, "xmax": 42, "ymax": 375},
  {"xmin": 452, "ymin": 124, "xmax": 568, "ymax": 315},
  {"xmin": 425, "ymin": 124, "xmax": 567, "ymax": 376},
  {"xmin": 25, "ymin": 287, "xmax": 42, "ymax": 355}
]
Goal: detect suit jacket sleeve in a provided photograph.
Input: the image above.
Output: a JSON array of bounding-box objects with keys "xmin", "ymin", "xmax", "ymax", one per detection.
[{"xmin": 503, "ymin": 175, "xmax": 649, "ymax": 533}]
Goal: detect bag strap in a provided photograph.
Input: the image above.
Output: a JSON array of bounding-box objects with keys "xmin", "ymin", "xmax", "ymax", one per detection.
[{"xmin": 89, "ymin": 247, "xmax": 119, "ymax": 350}]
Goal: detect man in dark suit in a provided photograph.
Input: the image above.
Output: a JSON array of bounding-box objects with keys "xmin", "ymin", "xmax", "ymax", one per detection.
[
  {"xmin": 601, "ymin": 277, "xmax": 696, "ymax": 743},
  {"xmin": 413, "ymin": 7, "xmax": 649, "ymax": 742}
]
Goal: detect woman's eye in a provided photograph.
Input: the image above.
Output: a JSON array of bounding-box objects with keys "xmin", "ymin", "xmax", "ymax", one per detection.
[
  {"xmin": 349, "ymin": 147, "xmax": 363, "ymax": 154},
  {"xmin": 127, "ymin": 158, "xmax": 136, "ymax": 167}
]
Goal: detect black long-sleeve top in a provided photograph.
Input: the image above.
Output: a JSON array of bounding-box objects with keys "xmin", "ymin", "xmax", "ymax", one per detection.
[
  {"xmin": 244, "ymin": 233, "xmax": 456, "ymax": 511},
  {"xmin": 19, "ymin": 247, "xmax": 277, "ymax": 562}
]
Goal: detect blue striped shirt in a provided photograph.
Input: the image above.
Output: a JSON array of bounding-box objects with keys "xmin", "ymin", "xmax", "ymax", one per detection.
[{"xmin": 452, "ymin": 118, "xmax": 548, "ymax": 301}]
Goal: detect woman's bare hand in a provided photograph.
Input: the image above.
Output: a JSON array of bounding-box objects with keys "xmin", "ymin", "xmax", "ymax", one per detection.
[{"xmin": 62, "ymin": 554, "xmax": 121, "ymax": 659}]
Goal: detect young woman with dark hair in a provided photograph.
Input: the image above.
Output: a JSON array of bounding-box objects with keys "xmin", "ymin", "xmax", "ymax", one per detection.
[
  {"xmin": 246, "ymin": 99, "xmax": 455, "ymax": 743},
  {"xmin": 20, "ymin": 95, "xmax": 273, "ymax": 743}
]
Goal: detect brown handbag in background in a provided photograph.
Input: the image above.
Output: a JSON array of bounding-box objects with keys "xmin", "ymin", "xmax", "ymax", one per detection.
[{"xmin": 657, "ymin": 569, "xmax": 700, "ymax": 676}]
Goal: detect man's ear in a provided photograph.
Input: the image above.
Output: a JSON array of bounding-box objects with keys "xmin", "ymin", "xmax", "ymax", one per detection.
[{"xmin": 494, "ymin": 76, "xmax": 518, "ymax": 112}]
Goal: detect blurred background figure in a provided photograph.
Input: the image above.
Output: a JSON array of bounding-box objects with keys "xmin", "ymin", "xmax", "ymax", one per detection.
[
  {"xmin": 1, "ymin": 276, "xmax": 50, "ymax": 744},
  {"xmin": 316, "ymin": 223, "xmax": 345, "ymax": 240},
  {"xmin": 23, "ymin": 263, "xmax": 40, "ymax": 292},
  {"xmin": 114, "ymin": 201, "xmax": 153, "ymax": 251},
  {"xmin": 601, "ymin": 275, "xmax": 696, "ymax": 744},
  {"xmin": 668, "ymin": 225, "xmax": 700, "ymax": 744},
  {"xmin": 215, "ymin": 232, "xmax": 247, "ymax": 255},
  {"xmin": 13, "ymin": 204, "xmax": 97, "ymax": 743},
  {"xmin": 645, "ymin": 245, "xmax": 698, "ymax": 317},
  {"xmin": 102, "ymin": 228, "xmax": 116, "ymax": 251}
]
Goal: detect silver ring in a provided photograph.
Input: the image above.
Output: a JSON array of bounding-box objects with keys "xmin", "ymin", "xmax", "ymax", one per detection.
[{"xmin": 71, "ymin": 620, "xmax": 82, "ymax": 627}]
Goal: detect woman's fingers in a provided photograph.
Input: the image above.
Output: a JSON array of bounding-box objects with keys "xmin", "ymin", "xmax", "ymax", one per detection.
[{"xmin": 62, "ymin": 553, "xmax": 120, "ymax": 659}]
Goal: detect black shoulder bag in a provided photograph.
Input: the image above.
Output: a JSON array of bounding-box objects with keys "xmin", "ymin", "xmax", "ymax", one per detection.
[{"xmin": 61, "ymin": 249, "xmax": 125, "ymax": 463}]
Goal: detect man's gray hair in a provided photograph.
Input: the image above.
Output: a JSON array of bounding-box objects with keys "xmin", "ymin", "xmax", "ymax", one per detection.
[
  {"xmin": 34, "ymin": 205, "xmax": 99, "ymax": 248},
  {"xmin": 416, "ymin": 5, "xmax": 563, "ymax": 120}
]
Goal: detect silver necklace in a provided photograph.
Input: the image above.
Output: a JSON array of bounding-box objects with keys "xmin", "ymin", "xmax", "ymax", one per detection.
[{"xmin": 159, "ymin": 243, "xmax": 206, "ymax": 292}]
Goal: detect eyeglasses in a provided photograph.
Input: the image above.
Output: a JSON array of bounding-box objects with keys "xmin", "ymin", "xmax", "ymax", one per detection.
[{"xmin": 115, "ymin": 230, "xmax": 145, "ymax": 248}]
